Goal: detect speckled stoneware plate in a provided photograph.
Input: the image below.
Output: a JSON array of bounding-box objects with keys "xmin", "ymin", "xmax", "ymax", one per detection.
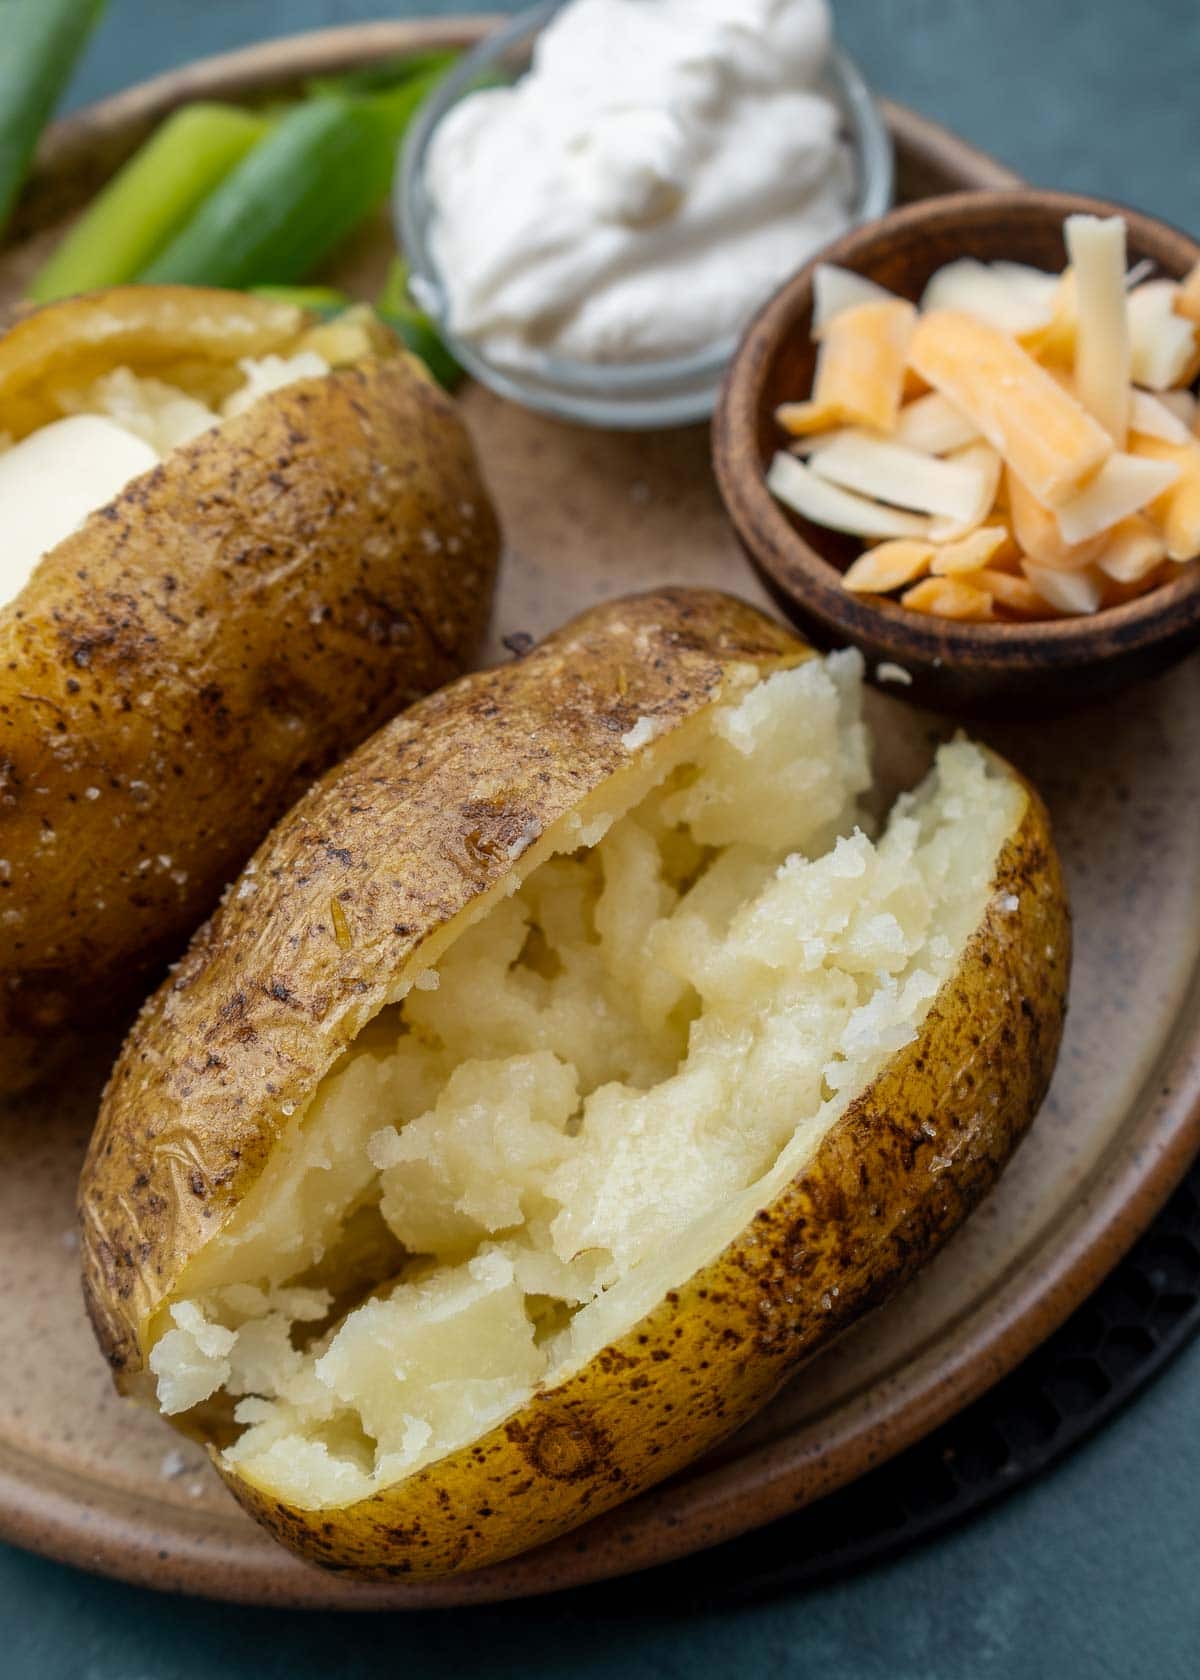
[{"xmin": 2, "ymin": 17, "xmax": 1199, "ymax": 1612}]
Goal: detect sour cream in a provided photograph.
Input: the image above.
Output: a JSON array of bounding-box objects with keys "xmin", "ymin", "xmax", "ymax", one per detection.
[
  {"xmin": 0, "ymin": 417, "xmax": 158, "ymax": 607},
  {"xmin": 424, "ymin": 0, "xmax": 854, "ymax": 369}
]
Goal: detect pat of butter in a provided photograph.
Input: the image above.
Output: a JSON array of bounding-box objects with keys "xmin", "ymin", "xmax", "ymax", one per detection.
[{"xmin": 0, "ymin": 415, "xmax": 158, "ymax": 607}]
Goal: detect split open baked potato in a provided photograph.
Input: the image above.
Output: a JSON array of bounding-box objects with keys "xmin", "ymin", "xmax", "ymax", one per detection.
[
  {"xmin": 0, "ymin": 286, "xmax": 499, "ymax": 1093},
  {"xmin": 79, "ymin": 588, "xmax": 1069, "ymax": 1579}
]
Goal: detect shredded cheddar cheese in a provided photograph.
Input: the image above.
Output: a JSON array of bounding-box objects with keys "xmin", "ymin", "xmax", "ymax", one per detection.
[
  {"xmin": 908, "ymin": 309, "xmax": 1113, "ymax": 508},
  {"xmin": 806, "ymin": 298, "xmax": 915, "ymax": 432},
  {"xmin": 901, "ymin": 576, "xmax": 994, "ymax": 620},
  {"xmin": 1065, "ymin": 214, "xmax": 1130, "ymax": 445},
  {"xmin": 805, "ymin": 431, "xmax": 990, "ymax": 522},
  {"xmin": 929, "ymin": 526, "xmax": 1013, "ymax": 576},
  {"xmin": 764, "ymin": 213, "xmax": 1200, "ymax": 623},
  {"xmin": 893, "ymin": 391, "xmax": 979, "ymax": 454},
  {"xmin": 842, "ymin": 540, "xmax": 934, "ymax": 593},
  {"xmin": 811, "ymin": 265, "xmax": 894, "ymax": 335},
  {"xmin": 1128, "ymin": 281, "xmax": 1200, "ymax": 390},
  {"xmin": 766, "ymin": 453, "xmax": 931, "ymax": 541},
  {"xmin": 1095, "ymin": 515, "xmax": 1168, "ymax": 583},
  {"xmin": 1129, "ymin": 432, "xmax": 1200, "ymax": 561}
]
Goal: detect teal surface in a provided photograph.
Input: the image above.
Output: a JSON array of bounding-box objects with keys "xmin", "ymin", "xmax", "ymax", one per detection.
[
  {"xmin": 6, "ymin": 1339, "xmax": 1200, "ymax": 1676},
  {"xmin": 6, "ymin": 2, "xmax": 1200, "ymax": 1674}
]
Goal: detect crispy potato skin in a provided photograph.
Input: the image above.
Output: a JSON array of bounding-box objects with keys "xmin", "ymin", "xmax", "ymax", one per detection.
[
  {"xmin": 78, "ymin": 588, "xmax": 1069, "ymax": 1580},
  {"xmin": 0, "ymin": 290, "xmax": 500, "ymax": 1092},
  {"xmin": 80, "ymin": 589, "xmax": 802, "ymax": 1373}
]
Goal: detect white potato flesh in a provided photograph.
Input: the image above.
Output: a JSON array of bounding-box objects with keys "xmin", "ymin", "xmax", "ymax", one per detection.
[
  {"xmin": 0, "ymin": 350, "xmax": 329, "ymax": 610},
  {"xmin": 149, "ymin": 654, "xmax": 1024, "ymax": 1510}
]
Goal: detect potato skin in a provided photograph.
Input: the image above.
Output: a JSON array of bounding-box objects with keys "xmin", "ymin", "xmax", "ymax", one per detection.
[
  {"xmin": 78, "ymin": 588, "xmax": 1069, "ymax": 1580},
  {"xmin": 0, "ymin": 290, "xmax": 500, "ymax": 1092},
  {"xmin": 80, "ymin": 589, "xmax": 802, "ymax": 1375}
]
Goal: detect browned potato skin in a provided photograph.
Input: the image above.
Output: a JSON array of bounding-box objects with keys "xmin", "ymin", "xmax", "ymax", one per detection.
[
  {"xmin": 78, "ymin": 588, "xmax": 1069, "ymax": 1580},
  {"xmin": 0, "ymin": 289, "xmax": 500, "ymax": 1093}
]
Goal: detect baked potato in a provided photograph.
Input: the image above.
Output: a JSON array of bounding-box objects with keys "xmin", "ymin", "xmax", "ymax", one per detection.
[
  {"xmin": 79, "ymin": 587, "xmax": 1069, "ymax": 1580},
  {"xmin": 0, "ymin": 286, "xmax": 500, "ymax": 1093}
]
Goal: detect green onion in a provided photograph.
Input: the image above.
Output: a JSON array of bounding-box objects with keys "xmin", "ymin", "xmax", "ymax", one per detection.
[
  {"xmin": 30, "ymin": 103, "xmax": 269, "ymax": 301},
  {"xmin": 381, "ymin": 308, "xmax": 464, "ymax": 392},
  {"xmin": 378, "ymin": 255, "xmax": 414, "ymax": 319},
  {"xmin": 138, "ymin": 58, "xmax": 450, "ymax": 293},
  {"xmin": 248, "ymin": 284, "xmax": 352, "ymax": 315},
  {"xmin": 378, "ymin": 258, "xmax": 462, "ymax": 391},
  {"xmin": 364, "ymin": 63, "xmax": 457, "ymax": 144},
  {"xmin": 0, "ymin": 0, "xmax": 108, "ymax": 235},
  {"xmin": 304, "ymin": 49, "xmax": 459, "ymax": 100},
  {"xmin": 138, "ymin": 95, "xmax": 396, "ymax": 288}
]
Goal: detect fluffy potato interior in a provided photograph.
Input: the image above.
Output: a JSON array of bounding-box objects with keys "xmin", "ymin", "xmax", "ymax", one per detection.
[
  {"xmin": 147, "ymin": 654, "xmax": 1024, "ymax": 1508},
  {"xmin": 51, "ymin": 347, "xmax": 331, "ymax": 453}
]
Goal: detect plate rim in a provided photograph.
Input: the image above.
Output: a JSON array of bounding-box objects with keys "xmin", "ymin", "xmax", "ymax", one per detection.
[{"xmin": 4, "ymin": 14, "xmax": 1197, "ymax": 1614}]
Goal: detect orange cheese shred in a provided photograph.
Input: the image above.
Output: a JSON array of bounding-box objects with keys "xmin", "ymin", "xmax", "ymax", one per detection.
[
  {"xmin": 1005, "ymin": 467, "xmax": 1106, "ymax": 570},
  {"xmin": 1176, "ymin": 261, "xmax": 1200, "ymax": 326},
  {"xmin": 841, "ymin": 540, "xmax": 935, "ymax": 593},
  {"xmin": 1129, "ymin": 432, "xmax": 1200, "ymax": 561},
  {"xmin": 806, "ymin": 298, "xmax": 916, "ymax": 433},
  {"xmin": 929, "ymin": 526, "xmax": 1014, "ymax": 575},
  {"xmin": 908, "ymin": 309, "xmax": 1113, "ymax": 508},
  {"xmin": 901, "ymin": 577, "xmax": 995, "ymax": 620}
]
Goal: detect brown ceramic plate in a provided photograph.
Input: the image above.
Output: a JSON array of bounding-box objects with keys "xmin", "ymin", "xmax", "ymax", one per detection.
[{"xmin": 2, "ymin": 17, "xmax": 1200, "ymax": 1611}]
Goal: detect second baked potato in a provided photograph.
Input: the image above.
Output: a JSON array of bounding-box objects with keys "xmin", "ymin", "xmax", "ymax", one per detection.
[
  {"xmin": 0, "ymin": 286, "xmax": 500, "ymax": 1093},
  {"xmin": 79, "ymin": 588, "xmax": 1069, "ymax": 1580}
]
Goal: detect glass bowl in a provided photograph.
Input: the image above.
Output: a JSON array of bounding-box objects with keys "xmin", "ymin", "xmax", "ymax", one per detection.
[{"xmin": 396, "ymin": 1, "xmax": 895, "ymax": 430}]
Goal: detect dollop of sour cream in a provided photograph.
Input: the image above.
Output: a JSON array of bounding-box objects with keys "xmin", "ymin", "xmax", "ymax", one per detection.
[
  {"xmin": 0, "ymin": 417, "xmax": 158, "ymax": 607},
  {"xmin": 424, "ymin": 0, "xmax": 854, "ymax": 369}
]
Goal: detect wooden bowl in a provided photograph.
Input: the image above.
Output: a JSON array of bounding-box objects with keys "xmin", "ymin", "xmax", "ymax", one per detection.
[{"xmin": 713, "ymin": 189, "xmax": 1200, "ymax": 715}]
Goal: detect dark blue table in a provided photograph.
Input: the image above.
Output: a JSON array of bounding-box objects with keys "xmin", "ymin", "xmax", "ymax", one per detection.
[{"xmin": 6, "ymin": 4, "xmax": 1200, "ymax": 1674}]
